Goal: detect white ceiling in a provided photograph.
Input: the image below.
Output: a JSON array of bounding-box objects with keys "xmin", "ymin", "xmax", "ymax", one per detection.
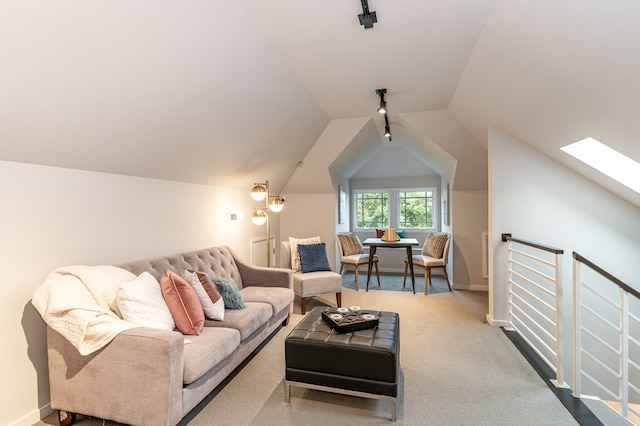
[{"xmin": 2, "ymin": 0, "xmax": 639, "ymax": 205}]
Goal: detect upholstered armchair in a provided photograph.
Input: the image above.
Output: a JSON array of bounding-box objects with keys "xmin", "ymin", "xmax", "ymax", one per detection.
[
  {"xmin": 403, "ymin": 232, "xmax": 452, "ymax": 295},
  {"xmin": 336, "ymin": 232, "xmax": 380, "ymax": 291},
  {"xmin": 281, "ymin": 240, "xmax": 342, "ymax": 315}
]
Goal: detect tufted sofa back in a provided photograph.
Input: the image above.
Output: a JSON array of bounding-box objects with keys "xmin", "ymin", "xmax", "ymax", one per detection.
[{"xmin": 118, "ymin": 246, "xmax": 244, "ymax": 289}]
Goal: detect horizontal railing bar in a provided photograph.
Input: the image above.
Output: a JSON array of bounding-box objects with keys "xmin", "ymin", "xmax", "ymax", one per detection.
[
  {"xmin": 503, "ymin": 234, "xmax": 564, "ymax": 254},
  {"xmin": 581, "ymin": 281, "xmax": 621, "ymax": 309},
  {"xmin": 510, "ymin": 259, "xmax": 557, "ymax": 286},
  {"xmin": 581, "ymin": 326, "xmax": 621, "ymax": 356},
  {"xmin": 581, "ymin": 304, "xmax": 620, "ymax": 333},
  {"xmin": 511, "ymin": 318, "xmax": 558, "ymax": 374},
  {"xmin": 511, "ymin": 290, "xmax": 557, "ymax": 329},
  {"xmin": 581, "ymin": 347, "xmax": 621, "ymax": 378},
  {"xmin": 511, "ymin": 299, "xmax": 557, "ymax": 340},
  {"xmin": 574, "ymin": 252, "xmax": 639, "ymax": 299},
  {"xmin": 509, "ymin": 247, "xmax": 556, "ymax": 268},
  {"xmin": 581, "ymin": 370, "xmax": 620, "ymax": 401},
  {"xmin": 511, "ymin": 271, "xmax": 556, "ymax": 299}
]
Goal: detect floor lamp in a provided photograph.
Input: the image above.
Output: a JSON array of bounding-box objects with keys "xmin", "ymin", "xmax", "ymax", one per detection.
[{"xmin": 251, "ymin": 180, "xmax": 284, "ymax": 267}]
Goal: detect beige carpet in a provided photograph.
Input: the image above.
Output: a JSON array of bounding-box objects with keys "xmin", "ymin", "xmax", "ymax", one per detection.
[{"xmin": 36, "ymin": 277, "xmax": 578, "ymax": 425}]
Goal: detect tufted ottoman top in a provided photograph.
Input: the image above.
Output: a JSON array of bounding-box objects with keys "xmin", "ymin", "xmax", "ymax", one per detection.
[{"xmin": 285, "ymin": 306, "xmax": 399, "ymax": 392}]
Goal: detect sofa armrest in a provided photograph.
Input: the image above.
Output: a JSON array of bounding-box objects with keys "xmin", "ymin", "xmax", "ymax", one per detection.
[
  {"xmin": 230, "ymin": 248, "xmax": 293, "ymax": 289},
  {"xmin": 48, "ymin": 326, "xmax": 184, "ymax": 426}
]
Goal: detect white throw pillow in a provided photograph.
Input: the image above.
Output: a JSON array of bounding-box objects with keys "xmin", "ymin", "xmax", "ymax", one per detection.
[
  {"xmin": 184, "ymin": 270, "xmax": 225, "ymax": 321},
  {"xmin": 117, "ymin": 272, "xmax": 175, "ymax": 331},
  {"xmin": 289, "ymin": 236, "xmax": 321, "ymax": 272}
]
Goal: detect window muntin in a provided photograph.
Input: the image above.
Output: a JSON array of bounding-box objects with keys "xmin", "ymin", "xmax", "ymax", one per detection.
[
  {"xmin": 355, "ymin": 191, "xmax": 389, "ymax": 228},
  {"xmin": 399, "ymin": 190, "xmax": 433, "ymax": 229}
]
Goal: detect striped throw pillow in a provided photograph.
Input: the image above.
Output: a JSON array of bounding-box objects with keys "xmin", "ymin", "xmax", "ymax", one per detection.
[
  {"xmin": 338, "ymin": 233, "xmax": 363, "ymax": 256},
  {"xmin": 425, "ymin": 233, "xmax": 448, "ymax": 259}
]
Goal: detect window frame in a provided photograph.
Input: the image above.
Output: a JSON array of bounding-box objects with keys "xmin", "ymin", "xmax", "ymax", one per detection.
[{"xmin": 352, "ymin": 186, "xmax": 438, "ymax": 232}]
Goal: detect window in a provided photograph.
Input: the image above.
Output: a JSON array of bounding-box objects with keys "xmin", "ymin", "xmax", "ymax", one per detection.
[
  {"xmin": 399, "ymin": 190, "xmax": 434, "ymax": 229},
  {"xmin": 355, "ymin": 191, "xmax": 389, "ymax": 228},
  {"xmin": 354, "ymin": 187, "xmax": 436, "ymax": 230}
]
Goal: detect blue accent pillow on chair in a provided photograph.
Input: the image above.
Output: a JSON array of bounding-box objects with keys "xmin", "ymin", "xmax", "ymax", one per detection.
[
  {"xmin": 298, "ymin": 243, "xmax": 332, "ymax": 273},
  {"xmin": 397, "ymin": 229, "xmax": 406, "ymax": 238}
]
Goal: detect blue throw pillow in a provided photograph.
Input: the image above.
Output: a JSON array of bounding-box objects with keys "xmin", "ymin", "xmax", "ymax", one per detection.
[
  {"xmin": 211, "ymin": 276, "xmax": 246, "ymax": 309},
  {"xmin": 397, "ymin": 229, "xmax": 406, "ymax": 238},
  {"xmin": 297, "ymin": 243, "xmax": 332, "ymax": 273}
]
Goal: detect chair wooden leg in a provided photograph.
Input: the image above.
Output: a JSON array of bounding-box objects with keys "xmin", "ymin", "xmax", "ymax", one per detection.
[
  {"xmin": 58, "ymin": 410, "xmax": 76, "ymax": 426},
  {"xmin": 402, "ymin": 260, "xmax": 408, "ymax": 287},
  {"xmin": 336, "ymin": 292, "xmax": 342, "ymax": 308},
  {"xmin": 354, "ymin": 267, "xmax": 359, "ymax": 291},
  {"xmin": 300, "ymin": 297, "xmax": 307, "ymax": 315},
  {"xmin": 442, "ymin": 266, "xmax": 452, "ymax": 291},
  {"xmin": 375, "ymin": 262, "xmax": 381, "ymax": 286},
  {"xmin": 424, "ymin": 267, "xmax": 429, "ymax": 295}
]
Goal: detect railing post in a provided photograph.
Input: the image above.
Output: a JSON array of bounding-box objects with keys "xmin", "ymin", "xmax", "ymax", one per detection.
[
  {"xmin": 505, "ymin": 239, "xmax": 514, "ymax": 331},
  {"xmin": 552, "ymin": 252, "xmax": 567, "ymax": 388},
  {"xmin": 621, "ymin": 289, "xmax": 629, "ymax": 418},
  {"xmin": 572, "ymin": 256, "xmax": 581, "ymax": 397}
]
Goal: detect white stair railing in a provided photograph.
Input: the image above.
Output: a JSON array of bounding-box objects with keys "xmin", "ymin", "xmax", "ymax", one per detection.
[
  {"xmin": 573, "ymin": 252, "xmax": 640, "ymax": 424},
  {"xmin": 502, "ymin": 234, "xmax": 567, "ymax": 387}
]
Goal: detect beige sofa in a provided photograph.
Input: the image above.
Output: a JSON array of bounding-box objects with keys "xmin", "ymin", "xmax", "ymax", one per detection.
[{"xmin": 43, "ymin": 246, "xmax": 294, "ymax": 426}]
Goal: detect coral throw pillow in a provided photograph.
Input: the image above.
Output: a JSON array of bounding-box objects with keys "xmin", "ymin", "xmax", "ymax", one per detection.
[{"xmin": 160, "ymin": 270, "xmax": 205, "ymax": 335}]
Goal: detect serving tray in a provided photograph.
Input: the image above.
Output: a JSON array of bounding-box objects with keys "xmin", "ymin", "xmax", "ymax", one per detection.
[{"xmin": 321, "ymin": 307, "xmax": 379, "ymax": 333}]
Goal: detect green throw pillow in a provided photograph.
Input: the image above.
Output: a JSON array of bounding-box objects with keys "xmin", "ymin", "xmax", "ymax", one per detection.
[{"xmin": 211, "ymin": 276, "xmax": 246, "ymax": 309}]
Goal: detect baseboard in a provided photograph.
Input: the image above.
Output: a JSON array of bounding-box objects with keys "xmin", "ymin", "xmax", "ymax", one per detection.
[
  {"xmin": 485, "ymin": 314, "xmax": 508, "ymax": 327},
  {"xmin": 10, "ymin": 403, "xmax": 51, "ymax": 426}
]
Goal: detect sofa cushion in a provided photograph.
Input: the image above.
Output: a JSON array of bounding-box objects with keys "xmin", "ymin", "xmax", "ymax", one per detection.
[
  {"xmin": 117, "ymin": 272, "xmax": 175, "ymax": 331},
  {"xmin": 160, "ymin": 270, "xmax": 205, "ymax": 335},
  {"xmin": 240, "ymin": 286, "xmax": 294, "ymax": 316},
  {"xmin": 182, "ymin": 327, "xmax": 240, "ymax": 384},
  {"xmin": 204, "ymin": 302, "xmax": 272, "ymax": 340},
  {"xmin": 293, "ymin": 271, "xmax": 342, "ymax": 298}
]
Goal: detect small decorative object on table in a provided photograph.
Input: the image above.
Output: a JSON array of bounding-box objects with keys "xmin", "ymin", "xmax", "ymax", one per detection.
[
  {"xmin": 321, "ymin": 306, "xmax": 379, "ymax": 332},
  {"xmin": 381, "ymin": 228, "xmax": 400, "ymax": 241}
]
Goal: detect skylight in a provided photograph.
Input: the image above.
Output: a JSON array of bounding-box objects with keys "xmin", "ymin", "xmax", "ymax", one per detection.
[{"xmin": 561, "ymin": 137, "xmax": 640, "ymax": 194}]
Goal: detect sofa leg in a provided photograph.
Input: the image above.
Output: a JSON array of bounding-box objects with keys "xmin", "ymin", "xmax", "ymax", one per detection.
[
  {"xmin": 336, "ymin": 292, "xmax": 342, "ymax": 308},
  {"xmin": 300, "ymin": 297, "xmax": 307, "ymax": 315},
  {"xmin": 282, "ymin": 314, "xmax": 290, "ymax": 326},
  {"xmin": 58, "ymin": 410, "xmax": 76, "ymax": 426}
]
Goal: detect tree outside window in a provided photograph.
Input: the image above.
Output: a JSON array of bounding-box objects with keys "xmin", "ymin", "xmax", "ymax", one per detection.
[
  {"xmin": 355, "ymin": 191, "xmax": 389, "ymax": 228},
  {"xmin": 399, "ymin": 190, "xmax": 433, "ymax": 229}
]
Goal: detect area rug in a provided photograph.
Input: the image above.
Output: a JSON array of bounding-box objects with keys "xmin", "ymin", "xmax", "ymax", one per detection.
[{"xmin": 340, "ymin": 270, "xmax": 451, "ymax": 294}]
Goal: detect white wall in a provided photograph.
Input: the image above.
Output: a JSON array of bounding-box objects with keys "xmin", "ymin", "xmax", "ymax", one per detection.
[
  {"xmin": 279, "ymin": 193, "xmax": 337, "ymax": 269},
  {"xmin": 452, "ymin": 190, "xmax": 488, "ymax": 290},
  {"xmin": 1, "ymin": 160, "xmax": 265, "ymax": 426},
  {"xmin": 488, "ymin": 127, "xmax": 640, "ymax": 324}
]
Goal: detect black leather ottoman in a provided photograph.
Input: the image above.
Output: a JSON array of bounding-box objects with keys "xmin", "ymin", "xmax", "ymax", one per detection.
[{"xmin": 284, "ymin": 306, "xmax": 400, "ymax": 421}]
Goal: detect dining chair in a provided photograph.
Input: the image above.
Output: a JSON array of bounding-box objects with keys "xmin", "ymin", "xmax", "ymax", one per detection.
[
  {"xmin": 336, "ymin": 232, "xmax": 380, "ymax": 291},
  {"xmin": 403, "ymin": 232, "xmax": 452, "ymax": 295}
]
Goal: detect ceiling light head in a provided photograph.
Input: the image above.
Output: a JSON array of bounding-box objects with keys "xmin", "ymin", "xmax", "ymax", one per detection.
[
  {"xmin": 375, "ymin": 88, "xmax": 387, "ymax": 114},
  {"xmin": 384, "ymin": 125, "xmax": 391, "ymax": 139},
  {"xmin": 358, "ymin": 0, "xmax": 377, "ymax": 29}
]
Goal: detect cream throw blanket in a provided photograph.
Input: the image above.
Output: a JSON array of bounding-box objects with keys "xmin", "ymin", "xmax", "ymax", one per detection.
[{"xmin": 32, "ymin": 265, "xmax": 138, "ymax": 355}]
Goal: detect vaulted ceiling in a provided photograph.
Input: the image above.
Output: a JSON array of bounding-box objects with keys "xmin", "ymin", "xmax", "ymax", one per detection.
[{"xmin": 2, "ymin": 1, "xmax": 639, "ymax": 205}]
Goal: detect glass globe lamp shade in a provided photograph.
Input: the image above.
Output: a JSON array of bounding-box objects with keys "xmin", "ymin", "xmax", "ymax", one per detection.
[
  {"xmin": 251, "ymin": 185, "xmax": 267, "ymax": 201},
  {"xmin": 251, "ymin": 208, "xmax": 267, "ymax": 225},
  {"xmin": 269, "ymin": 197, "xmax": 284, "ymax": 213}
]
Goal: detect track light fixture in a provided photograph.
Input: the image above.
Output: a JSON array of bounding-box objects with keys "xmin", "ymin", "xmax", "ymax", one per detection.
[
  {"xmin": 376, "ymin": 88, "xmax": 392, "ymax": 141},
  {"xmin": 358, "ymin": 0, "xmax": 377, "ymax": 29}
]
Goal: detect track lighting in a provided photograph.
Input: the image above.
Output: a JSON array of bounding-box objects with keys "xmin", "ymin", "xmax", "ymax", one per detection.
[
  {"xmin": 358, "ymin": 0, "xmax": 377, "ymax": 29},
  {"xmin": 376, "ymin": 88, "xmax": 392, "ymax": 141}
]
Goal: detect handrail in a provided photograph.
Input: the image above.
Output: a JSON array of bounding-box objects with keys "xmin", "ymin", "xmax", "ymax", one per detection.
[
  {"xmin": 502, "ymin": 233, "xmax": 564, "ymax": 255},
  {"xmin": 572, "ymin": 251, "xmax": 639, "ymax": 299}
]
